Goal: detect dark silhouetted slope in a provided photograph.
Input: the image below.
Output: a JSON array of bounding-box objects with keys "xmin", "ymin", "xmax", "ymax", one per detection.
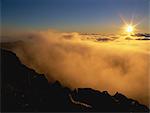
[{"xmin": 1, "ymin": 49, "xmax": 149, "ymax": 112}]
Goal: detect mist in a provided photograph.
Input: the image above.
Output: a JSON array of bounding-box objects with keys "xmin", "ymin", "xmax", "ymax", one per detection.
[{"xmin": 1, "ymin": 29, "xmax": 150, "ymax": 106}]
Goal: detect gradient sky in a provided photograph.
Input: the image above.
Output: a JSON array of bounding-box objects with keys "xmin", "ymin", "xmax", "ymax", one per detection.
[{"xmin": 2, "ymin": 0, "xmax": 149, "ymax": 33}]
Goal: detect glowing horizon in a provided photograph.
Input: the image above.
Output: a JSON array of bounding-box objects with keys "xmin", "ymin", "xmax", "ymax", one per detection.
[{"xmin": 2, "ymin": 0, "xmax": 149, "ymax": 34}]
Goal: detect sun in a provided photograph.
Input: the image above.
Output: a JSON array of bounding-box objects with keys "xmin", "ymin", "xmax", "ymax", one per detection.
[
  {"xmin": 120, "ymin": 15, "xmax": 140, "ymax": 35},
  {"xmin": 123, "ymin": 24, "xmax": 136, "ymax": 35},
  {"xmin": 126, "ymin": 25, "xmax": 134, "ymax": 33}
]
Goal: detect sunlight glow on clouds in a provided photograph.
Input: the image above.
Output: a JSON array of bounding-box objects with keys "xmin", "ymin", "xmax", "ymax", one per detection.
[{"xmin": 1, "ymin": 29, "xmax": 150, "ymax": 106}]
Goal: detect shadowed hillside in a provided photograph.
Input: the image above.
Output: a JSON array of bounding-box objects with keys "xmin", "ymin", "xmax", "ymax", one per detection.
[{"xmin": 1, "ymin": 48, "xmax": 149, "ymax": 112}]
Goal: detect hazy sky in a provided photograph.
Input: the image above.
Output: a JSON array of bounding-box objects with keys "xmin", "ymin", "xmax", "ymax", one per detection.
[{"xmin": 2, "ymin": 0, "xmax": 149, "ymax": 33}]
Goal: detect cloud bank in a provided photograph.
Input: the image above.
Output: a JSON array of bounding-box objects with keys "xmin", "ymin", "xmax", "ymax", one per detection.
[{"xmin": 1, "ymin": 29, "xmax": 150, "ymax": 106}]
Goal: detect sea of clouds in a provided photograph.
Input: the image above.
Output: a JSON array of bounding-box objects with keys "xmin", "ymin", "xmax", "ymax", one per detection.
[{"xmin": 1, "ymin": 29, "xmax": 150, "ymax": 106}]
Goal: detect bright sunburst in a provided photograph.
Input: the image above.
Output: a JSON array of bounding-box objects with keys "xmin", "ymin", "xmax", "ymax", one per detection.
[
  {"xmin": 120, "ymin": 15, "xmax": 140, "ymax": 35},
  {"xmin": 126, "ymin": 25, "xmax": 134, "ymax": 33}
]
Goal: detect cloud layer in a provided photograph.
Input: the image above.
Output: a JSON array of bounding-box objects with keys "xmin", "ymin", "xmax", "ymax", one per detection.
[{"xmin": 1, "ymin": 29, "xmax": 150, "ymax": 106}]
